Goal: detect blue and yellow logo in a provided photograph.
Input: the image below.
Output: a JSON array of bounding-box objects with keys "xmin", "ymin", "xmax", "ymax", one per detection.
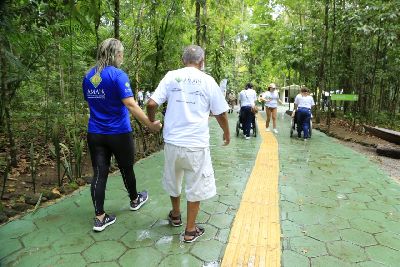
[{"xmin": 90, "ymin": 73, "xmax": 102, "ymax": 88}]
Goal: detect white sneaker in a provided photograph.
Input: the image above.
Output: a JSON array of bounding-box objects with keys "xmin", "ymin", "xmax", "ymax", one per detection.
[
  {"xmin": 245, "ymin": 136, "xmax": 250, "ymax": 140},
  {"xmin": 265, "ymin": 128, "xmax": 270, "ymax": 132},
  {"xmin": 273, "ymin": 129, "xmax": 278, "ymax": 134}
]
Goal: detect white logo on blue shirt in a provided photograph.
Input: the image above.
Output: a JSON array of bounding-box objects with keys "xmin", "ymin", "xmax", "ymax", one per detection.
[{"xmin": 87, "ymin": 88, "xmax": 106, "ymax": 99}]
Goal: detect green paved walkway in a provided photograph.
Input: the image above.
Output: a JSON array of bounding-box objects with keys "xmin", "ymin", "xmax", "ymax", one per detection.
[
  {"xmin": 274, "ymin": 109, "xmax": 400, "ymax": 267},
  {"xmin": 0, "ymin": 113, "xmax": 261, "ymax": 267},
  {"xmin": 1, "ymin": 108, "xmax": 400, "ymax": 267}
]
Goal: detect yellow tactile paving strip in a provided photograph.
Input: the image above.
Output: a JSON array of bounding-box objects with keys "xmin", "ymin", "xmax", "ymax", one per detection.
[{"xmin": 221, "ymin": 115, "xmax": 281, "ymax": 267}]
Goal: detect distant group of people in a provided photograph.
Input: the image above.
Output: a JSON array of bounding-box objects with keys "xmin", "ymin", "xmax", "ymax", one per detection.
[
  {"xmin": 236, "ymin": 82, "xmax": 284, "ymax": 138},
  {"xmin": 83, "ymin": 39, "xmax": 229, "ymax": 243},
  {"xmin": 230, "ymin": 82, "xmax": 314, "ymax": 139}
]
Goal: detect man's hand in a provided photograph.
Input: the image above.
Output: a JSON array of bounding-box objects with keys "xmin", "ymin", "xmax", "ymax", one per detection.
[
  {"xmin": 148, "ymin": 120, "xmax": 162, "ymax": 132},
  {"xmin": 215, "ymin": 112, "xmax": 230, "ymax": 146},
  {"xmin": 223, "ymin": 132, "xmax": 230, "ymax": 146},
  {"xmin": 122, "ymin": 97, "xmax": 162, "ymax": 131}
]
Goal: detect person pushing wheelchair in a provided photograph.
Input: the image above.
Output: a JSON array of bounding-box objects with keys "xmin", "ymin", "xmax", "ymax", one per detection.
[
  {"xmin": 239, "ymin": 83, "xmax": 257, "ymax": 140},
  {"xmin": 292, "ymin": 86, "xmax": 315, "ymax": 141}
]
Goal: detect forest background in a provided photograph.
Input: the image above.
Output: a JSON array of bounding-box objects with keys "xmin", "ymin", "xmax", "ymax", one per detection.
[{"xmin": 0, "ymin": 0, "xmax": 399, "ymax": 222}]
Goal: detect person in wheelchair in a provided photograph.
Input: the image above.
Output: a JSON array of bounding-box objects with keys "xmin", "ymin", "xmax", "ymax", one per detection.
[
  {"xmin": 239, "ymin": 83, "xmax": 257, "ymax": 140},
  {"xmin": 292, "ymin": 86, "xmax": 315, "ymax": 140}
]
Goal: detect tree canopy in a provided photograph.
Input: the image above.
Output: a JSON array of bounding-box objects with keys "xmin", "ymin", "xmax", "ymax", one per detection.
[{"xmin": 0, "ymin": 0, "xmax": 399, "ymax": 168}]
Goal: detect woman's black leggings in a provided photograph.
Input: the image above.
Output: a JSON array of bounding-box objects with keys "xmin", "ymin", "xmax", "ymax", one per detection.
[{"xmin": 87, "ymin": 132, "xmax": 137, "ymax": 216}]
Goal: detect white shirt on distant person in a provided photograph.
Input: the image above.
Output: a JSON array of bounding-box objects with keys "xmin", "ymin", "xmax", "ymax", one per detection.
[
  {"xmin": 239, "ymin": 89, "xmax": 257, "ymax": 107},
  {"xmin": 137, "ymin": 90, "xmax": 144, "ymax": 101},
  {"xmin": 144, "ymin": 91, "xmax": 151, "ymax": 103},
  {"xmin": 294, "ymin": 94, "xmax": 315, "ymax": 109},
  {"xmin": 151, "ymin": 67, "xmax": 229, "ymax": 148},
  {"xmin": 262, "ymin": 90, "xmax": 280, "ymax": 108}
]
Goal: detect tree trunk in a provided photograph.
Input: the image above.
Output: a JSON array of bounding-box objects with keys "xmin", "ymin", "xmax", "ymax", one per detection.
[
  {"xmin": 44, "ymin": 61, "xmax": 50, "ymax": 143},
  {"xmin": 152, "ymin": 2, "xmax": 175, "ymax": 89},
  {"xmin": 4, "ymin": 102, "xmax": 17, "ymax": 167},
  {"xmin": 391, "ymin": 84, "xmax": 399, "ymax": 117},
  {"xmin": 0, "ymin": 49, "xmax": 5, "ymax": 128},
  {"xmin": 59, "ymin": 44, "xmax": 65, "ymax": 100},
  {"xmin": 201, "ymin": 0, "xmax": 207, "ymax": 48},
  {"xmin": 0, "ymin": 49, "xmax": 17, "ymax": 166},
  {"xmin": 369, "ymin": 31, "xmax": 381, "ymax": 123},
  {"xmin": 133, "ymin": 2, "xmax": 145, "ymax": 91},
  {"xmin": 94, "ymin": 0, "xmax": 101, "ymax": 49},
  {"xmin": 342, "ymin": 25, "xmax": 352, "ymax": 114},
  {"xmin": 114, "ymin": 0, "xmax": 120, "ymax": 39},
  {"xmin": 316, "ymin": 0, "xmax": 329, "ymax": 125},
  {"xmin": 195, "ymin": 0, "xmax": 201, "ymax": 45},
  {"xmin": 326, "ymin": 0, "xmax": 336, "ymax": 128},
  {"xmin": 379, "ymin": 43, "xmax": 388, "ymax": 111}
]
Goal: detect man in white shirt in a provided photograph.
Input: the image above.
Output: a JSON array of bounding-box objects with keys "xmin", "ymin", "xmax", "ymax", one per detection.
[
  {"xmin": 147, "ymin": 45, "xmax": 230, "ymax": 243},
  {"xmin": 239, "ymin": 83, "xmax": 257, "ymax": 139},
  {"xmin": 293, "ymin": 86, "xmax": 315, "ymax": 140}
]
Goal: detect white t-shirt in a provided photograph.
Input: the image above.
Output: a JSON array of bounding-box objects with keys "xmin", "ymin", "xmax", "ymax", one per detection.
[
  {"xmin": 239, "ymin": 89, "xmax": 257, "ymax": 107},
  {"xmin": 137, "ymin": 91, "xmax": 144, "ymax": 101},
  {"xmin": 294, "ymin": 94, "xmax": 315, "ymax": 109},
  {"xmin": 151, "ymin": 67, "xmax": 229, "ymax": 148},
  {"xmin": 144, "ymin": 91, "xmax": 151, "ymax": 102},
  {"xmin": 262, "ymin": 90, "xmax": 280, "ymax": 108}
]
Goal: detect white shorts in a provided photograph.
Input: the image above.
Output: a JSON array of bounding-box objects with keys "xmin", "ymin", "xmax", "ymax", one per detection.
[{"xmin": 163, "ymin": 143, "xmax": 216, "ymax": 202}]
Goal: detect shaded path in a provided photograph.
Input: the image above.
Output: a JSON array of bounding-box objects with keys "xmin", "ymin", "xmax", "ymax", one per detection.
[
  {"xmin": 0, "ymin": 113, "xmax": 261, "ymax": 267},
  {"xmin": 1, "ymin": 107, "xmax": 399, "ymax": 267},
  {"xmin": 275, "ymin": 108, "xmax": 400, "ymax": 267}
]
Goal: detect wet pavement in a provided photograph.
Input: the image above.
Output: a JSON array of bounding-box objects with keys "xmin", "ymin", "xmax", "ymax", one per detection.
[
  {"xmin": 1, "ymin": 107, "xmax": 399, "ymax": 266},
  {"xmin": 0, "ymin": 112, "xmax": 261, "ymax": 267},
  {"xmin": 276, "ymin": 109, "xmax": 400, "ymax": 267}
]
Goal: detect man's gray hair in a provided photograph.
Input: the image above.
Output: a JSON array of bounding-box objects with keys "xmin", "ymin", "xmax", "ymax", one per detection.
[{"xmin": 182, "ymin": 45, "xmax": 205, "ymax": 65}]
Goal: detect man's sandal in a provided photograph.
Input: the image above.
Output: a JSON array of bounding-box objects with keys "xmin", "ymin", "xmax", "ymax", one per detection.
[
  {"xmin": 183, "ymin": 225, "xmax": 205, "ymax": 243},
  {"xmin": 168, "ymin": 211, "xmax": 183, "ymax": 227}
]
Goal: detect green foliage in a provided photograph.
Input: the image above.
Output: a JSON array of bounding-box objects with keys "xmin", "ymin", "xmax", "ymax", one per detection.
[
  {"xmin": 68, "ymin": 129, "xmax": 85, "ymax": 179},
  {"xmin": 1, "ymin": 0, "xmax": 399, "ymax": 190}
]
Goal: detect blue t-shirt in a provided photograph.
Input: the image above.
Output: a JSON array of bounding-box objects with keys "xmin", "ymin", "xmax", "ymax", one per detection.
[{"xmin": 82, "ymin": 66, "xmax": 134, "ymax": 134}]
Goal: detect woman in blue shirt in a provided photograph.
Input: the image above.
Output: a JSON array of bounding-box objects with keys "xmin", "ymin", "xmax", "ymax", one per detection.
[{"xmin": 82, "ymin": 38, "xmax": 162, "ymax": 231}]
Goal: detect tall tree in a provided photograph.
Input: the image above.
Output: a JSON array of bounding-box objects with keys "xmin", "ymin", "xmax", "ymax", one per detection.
[{"xmin": 114, "ymin": 0, "xmax": 120, "ymax": 39}]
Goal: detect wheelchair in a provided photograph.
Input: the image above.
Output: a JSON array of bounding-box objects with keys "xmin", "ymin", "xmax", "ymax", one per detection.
[
  {"xmin": 236, "ymin": 109, "xmax": 257, "ymax": 137},
  {"xmin": 290, "ymin": 110, "xmax": 312, "ymax": 138}
]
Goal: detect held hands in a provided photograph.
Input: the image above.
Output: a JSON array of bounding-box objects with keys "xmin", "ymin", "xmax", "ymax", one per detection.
[{"xmin": 148, "ymin": 120, "xmax": 162, "ymax": 132}]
